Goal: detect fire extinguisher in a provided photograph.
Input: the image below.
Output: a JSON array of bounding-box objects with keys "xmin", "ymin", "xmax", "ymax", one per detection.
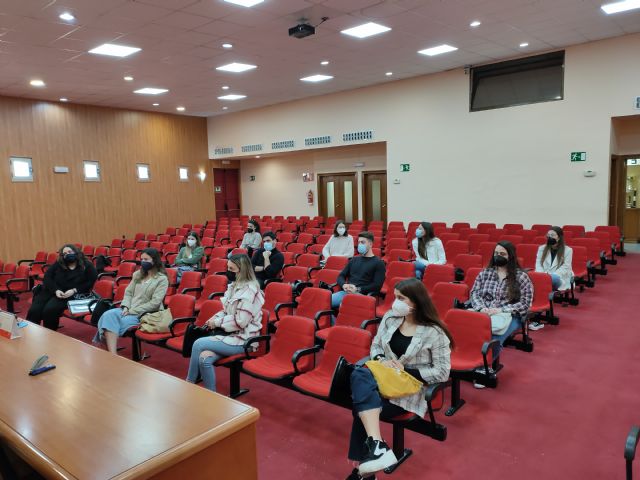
[{"xmin": 307, "ymin": 189, "xmax": 314, "ymax": 205}]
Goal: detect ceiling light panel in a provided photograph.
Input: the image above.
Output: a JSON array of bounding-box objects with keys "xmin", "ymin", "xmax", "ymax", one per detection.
[
  {"xmin": 341, "ymin": 22, "xmax": 391, "ymax": 39},
  {"xmin": 134, "ymin": 88, "xmax": 169, "ymax": 95},
  {"xmin": 224, "ymin": 0, "xmax": 264, "ymax": 6},
  {"xmin": 218, "ymin": 94, "xmax": 247, "ymax": 100},
  {"xmin": 418, "ymin": 44, "xmax": 458, "ymax": 56},
  {"xmin": 301, "ymin": 75, "xmax": 333, "ymax": 82},
  {"xmin": 601, "ymin": 0, "xmax": 640, "ymax": 14},
  {"xmin": 216, "ymin": 62, "xmax": 257, "ymax": 73},
  {"xmin": 89, "ymin": 43, "xmax": 141, "ymax": 57}
]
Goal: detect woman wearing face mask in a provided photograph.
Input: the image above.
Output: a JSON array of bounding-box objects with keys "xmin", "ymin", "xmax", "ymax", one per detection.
[
  {"xmin": 240, "ymin": 220, "xmax": 262, "ymax": 257},
  {"xmin": 94, "ymin": 248, "xmax": 168, "ymax": 354},
  {"xmin": 174, "ymin": 232, "xmax": 204, "ymax": 282},
  {"xmin": 531, "ymin": 227, "xmax": 573, "ymax": 331},
  {"xmin": 346, "ymin": 278, "xmax": 453, "ymax": 479},
  {"xmin": 27, "ymin": 244, "xmax": 97, "ymax": 330},
  {"xmin": 470, "ymin": 241, "xmax": 533, "ymax": 346},
  {"xmin": 322, "ymin": 220, "xmax": 354, "ymax": 261},
  {"xmin": 412, "ymin": 222, "xmax": 446, "ymax": 279},
  {"xmin": 186, "ymin": 254, "xmax": 264, "ymax": 392}
]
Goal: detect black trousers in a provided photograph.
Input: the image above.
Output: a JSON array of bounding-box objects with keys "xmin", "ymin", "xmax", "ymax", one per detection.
[{"xmin": 26, "ymin": 292, "xmax": 67, "ymax": 330}]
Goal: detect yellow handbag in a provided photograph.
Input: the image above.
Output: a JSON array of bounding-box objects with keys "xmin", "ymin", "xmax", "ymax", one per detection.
[{"xmin": 365, "ymin": 360, "xmax": 423, "ymax": 399}]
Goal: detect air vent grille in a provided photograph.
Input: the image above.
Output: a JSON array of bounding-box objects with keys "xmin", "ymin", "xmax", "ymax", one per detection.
[
  {"xmin": 343, "ymin": 130, "xmax": 373, "ymax": 142},
  {"xmin": 214, "ymin": 147, "xmax": 234, "ymax": 155},
  {"xmin": 272, "ymin": 140, "xmax": 295, "ymax": 150},
  {"xmin": 305, "ymin": 135, "xmax": 331, "ymax": 147},
  {"xmin": 241, "ymin": 144, "xmax": 263, "ymax": 153}
]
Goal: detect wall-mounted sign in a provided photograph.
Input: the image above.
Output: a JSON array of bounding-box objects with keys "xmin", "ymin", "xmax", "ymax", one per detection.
[
  {"xmin": 250, "ymin": 176, "xmax": 256, "ymax": 181},
  {"xmin": 400, "ymin": 164, "xmax": 410, "ymax": 172},
  {"xmin": 214, "ymin": 186, "xmax": 222, "ymax": 193},
  {"xmin": 302, "ymin": 172, "xmax": 314, "ymax": 182},
  {"xmin": 571, "ymin": 152, "xmax": 586, "ymax": 162}
]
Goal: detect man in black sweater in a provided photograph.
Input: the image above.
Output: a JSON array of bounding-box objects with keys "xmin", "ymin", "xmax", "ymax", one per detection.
[
  {"xmin": 251, "ymin": 231, "xmax": 285, "ymax": 289},
  {"xmin": 332, "ymin": 231, "xmax": 386, "ymax": 308}
]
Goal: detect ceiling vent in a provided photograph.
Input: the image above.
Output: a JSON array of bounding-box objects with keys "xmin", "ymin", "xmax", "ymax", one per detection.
[
  {"xmin": 305, "ymin": 135, "xmax": 331, "ymax": 147},
  {"xmin": 214, "ymin": 147, "xmax": 234, "ymax": 155},
  {"xmin": 241, "ymin": 143, "xmax": 263, "ymax": 153},
  {"xmin": 272, "ymin": 140, "xmax": 295, "ymax": 150},
  {"xmin": 343, "ymin": 130, "xmax": 373, "ymax": 142}
]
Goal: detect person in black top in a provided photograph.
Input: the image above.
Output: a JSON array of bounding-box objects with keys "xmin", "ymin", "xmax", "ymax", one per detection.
[
  {"xmin": 27, "ymin": 244, "xmax": 98, "ymax": 330},
  {"xmin": 332, "ymin": 231, "xmax": 386, "ymax": 309},
  {"xmin": 251, "ymin": 231, "xmax": 285, "ymax": 289}
]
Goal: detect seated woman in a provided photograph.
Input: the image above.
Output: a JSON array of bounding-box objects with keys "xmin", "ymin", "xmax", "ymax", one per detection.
[
  {"xmin": 346, "ymin": 278, "xmax": 452, "ymax": 479},
  {"xmin": 470, "ymin": 240, "xmax": 533, "ymax": 347},
  {"xmin": 240, "ymin": 220, "xmax": 262, "ymax": 258},
  {"xmin": 322, "ymin": 220, "xmax": 354, "ymax": 261},
  {"xmin": 94, "ymin": 248, "xmax": 168, "ymax": 354},
  {"xmin": 186, "ymin": 254, "xmax": 264, "ymax": 392},
  {"xmin": 412, "ymin": 222, "xmax": 446, "ymax": 279},
  {"xmin": 174, "ymin": 232, "xmax": 205, "ymax": 281},
  {"xmin": 532, "ymin": 226, "xmax": 573, "ymax": 330},
  {"xmin": 27, "ymin": 244, "xmax": 97, "ymax": 330}
]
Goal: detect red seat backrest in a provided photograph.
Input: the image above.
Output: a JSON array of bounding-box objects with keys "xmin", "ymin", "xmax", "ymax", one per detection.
[
  {"xmin": 477, "ymin": 242, "xmax": 496, "ymax": 266},
  {"xmin": 318, "ymin": 327, "xmax": 373, "ymax": 377},
  {"xmin": 324, "ymin": 256, "xmax": 349, "ymax": 271},
  {"xmin": 464, "ymin": 267, "xmax": 483, "ymax": 291},
  {"xmin": 527, "ymin": 271, "xmax": 552, "ymax": 309},
  {"xmin": 453, "ymin": 254, "xmax": 482, "ymax": 273},
  {"xmin": 335, "ymin": 294, "xmax": 377, "ymax": 329},
  {"xmin": 295, "ymin": 287, "xmax": 332, "ymax": 327},
  {"xmin": 439, "ymin": 233, "xmax": 461, "ymax": 246},
  {"xmin": 563, "ymin": 225, "xmax": 585, "ymax": 238},
  {"xmin": 503, "ymin": 223, "xmax": 523, "ymax": 233},
  {"xmin": 202, "ymin": 274, "xmax": 228, "ymax": 298},
  {"xmin": 518, "ymin": 244, "xmax": 539, "ymax": 270},
  {"xmin": 444, "ymin": 309, "xmax": 493, "ymax": 364},
  {"xmin": 468, "ymin": 234, "xmax": 490, "ymax": 254},
  {"xmin": 476, "ymin": 223, "xmax": 496, "ymax": 234},
  {"xmin": 92, "ymin": 279, "xmax": 114, "ymax": 300},
  {"xmin": 296, "ymin": 254, "xmax": 320, "ymax": 269},
  {"xmin": 500, "ymin": 235, "xmax": 523, "ymax": 246},
  {"xmin": 196, "ymin": 300, "xmax": 224, "ymax": 326},
  {"xmin": 264, "ymin": 282, "xmax": 293, "ymax": 319},
  {"xmin": 422, "ymin": 264, "xmax": 455, "ymax": 293},
  {"xmin": 314, "ymin": 268, "xmax": 341, "ymax": 288},
  {"xmin": 282, "ymin": 265, "xmax": 309, "ymax": 283},
  {"xmin": 297, "ymin": 233, "xmax": 314, "ymax": 245},
  {"xmin": 445, "ymin": 240, "xmax": 469, "ymax": 259},
  {"xmin": 383, "ymin": 261, "xmax": 414, "ymax": 291},
  {"xmin": 167, "ymin": 294, "xmax": 195, "ymax": 335},
  {"xmin": 531, "ymin": 224, "xmax": 552, "ymax": 236},
  {"xmin": 431, "ymin": 282, "xmax": 469, "ymax": 319},
  {"xmin": 270, "ymin": 316, "xmax": 317, "ymax": 372},
  {"xmin": 179, "ymin": 271, "xmax": 203, "ymax": 296}
]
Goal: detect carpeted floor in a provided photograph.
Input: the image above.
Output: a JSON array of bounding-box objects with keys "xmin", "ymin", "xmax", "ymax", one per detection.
[{"xmin": 9, "ymin": 253, "xmax": 640, "ymax": 479}]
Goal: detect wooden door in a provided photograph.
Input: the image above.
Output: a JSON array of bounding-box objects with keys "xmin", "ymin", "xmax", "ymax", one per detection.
[
  {"xmin": 318, "ymin": 173, "xmax": 358, "ymax": 223},
  {"xmin": 213, "ymin": 168, "xmax": 240, "ymax": 218},
  {"xmin": 363, "ymin": 171, "xmax": 387, "ymax": 225}
]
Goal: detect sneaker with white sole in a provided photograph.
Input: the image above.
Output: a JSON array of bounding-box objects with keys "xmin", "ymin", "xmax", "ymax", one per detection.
[
  {"xmin": 345, "ymin": 468, "xmax": 376, "ymax": 480},
  {"xmin": 529, "ymin": 321, "xmax": 545, "ymax": 331},
  {"xmin": 358, "ymin": 437, "xmax": 397, "ymax": 475},
  {"xmin": 473, "ymin": 381, "xmax": 487, "ymax": 389}
]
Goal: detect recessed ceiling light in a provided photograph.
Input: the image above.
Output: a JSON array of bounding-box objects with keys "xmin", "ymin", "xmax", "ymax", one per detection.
[
  {"xmin": 176, "ymin": 106, "xmax": 185, "ymax": 111},
  {"xmin": 341, "ymin": 22, "xmax": 391, "ymax": 39},
  {"xmin": 124, "ymin": 76, "xmax": 134, "ymax": 81},
  {"xmin": 222, "ymin": 85, "xmax": 229, "ymax": 90},
  {"xmin": 30, "ymin": 79, "xmax": 45, "ymax": 87},
  {"xmin": 470, "ymin": 20, "xmax": 481, "ymax": 27},
  {"xmin": 418, "ymin": 44, "xmax": 458, "ymax": 56},
  {"xmin": 59, "ymin": 98, "xmax": 68, "ymax": 102},
  {"xmin": 222, "ymin": 43, "xmax": 233, "ymax": 49},
  {"xmin": 255, "ymin": 155, "xmax": 261, "ymax": 158},
  {"xmin": 218, "ymin": 94, "xmax": 247, "ymax": 100},
  {"xmin": 223, "ymin": 0, "xmax": 264, "ymax": 6},
  {"xmin": 519, "ymin": 42, "xmax": 529, "ymax": 47},
  {"xmin": 152, "ymin": 103, "xmax": 159, "ymax": 106},
  {"xmin": 321, "ymin": 60, "xmax": 329, "ymax": 65},
  {"xmin": 134, "ymin": 87, "xmax": 169, "ymax": 95},
  {"xmin": 216, "ymin": 62, "xmax": 257, "ymax": 73},
  {"xmin": 300, "ymin": 74, "xmax": 333, "ymax": 82},
  {"xmin": 89, "ymin": 43, "xmax": 141, "ymax": 57},
  {"xmin": 385, "ymin": 72, "xmax": 393, "ymax": 76},
  {"xmin": 601, "ymin": 0, "xmax": 640, "ymax": 14},
  {"xmin": 59, "ymin": 12, "xmax": 75, "ymax": 21},
  {"xmin": 223, "ymin": 106, "xmax": 228, "ymax": 110}
]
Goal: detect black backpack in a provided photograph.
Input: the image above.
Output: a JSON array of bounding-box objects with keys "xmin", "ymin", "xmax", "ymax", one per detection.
[
  {"xmin": 94, "ymin": 255, "xmax": 112, "ymax": 274},
  {"xmin": 89, "ymin": 298, "xmax": 114, "ymax": 326}
]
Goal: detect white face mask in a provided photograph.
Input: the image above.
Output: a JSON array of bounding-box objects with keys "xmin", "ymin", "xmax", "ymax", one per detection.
[
  {"xmin": 391, "ymin": 299, "xmax": 412, "ymax": 317},
  {"xmin": 337, "ymin": 227, "xmax": 346, "ymax": 235},
  {"xmin": 187, "ymin": 239, "xmax": 196, "ymax": 247}
]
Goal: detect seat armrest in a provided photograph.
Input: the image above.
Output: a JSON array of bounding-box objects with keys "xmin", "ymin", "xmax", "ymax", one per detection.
[
  {"xmin": 360, "ymin": 317, "xmax": 381, "ymax": 330},
  {"xmin": 481, "ymin": 339, "xmax": 501, "ymax": 372},
  {"xmin": 264, "ymin": 278, "xmax": 283, "ymax": 287},
  {"xmin": 115, "ymin": 275, "xmax": 133, "ymax": 286},
  {"xmin": 424, "ymin": 381, "xmax": 449, "ymax": 423},
  {"xmin": 180, "ymin": 286, "xmax": 202, "ymax": 295},
  {"xmin": 314, "ymin": 310, "xmax": 335, "ymax": 330},
  {"xmin": 244, "ymin": 334, "xmax": 271, "ymax": 356},
  {"xmin": 97, "ymin": 271, "xmax": 116, "ymax": 280},
  {"xmin": 208, "ymin": 291, "xmax": 225, "ymax": 299},
  {"xmin": 18, "ymin": 259, "xmax": 34, "ymax": 265},
  {"xmin": 169, "ymin": 316, "xmax": 196, "ymax": 336},
  {"xmin": 274, "ymin": 301, "xmax": 297, "ymax": 322},
  {"xmin": 625, "ymin": 425, "xmax": 640, "ymax": 461},
  {"xmin": 292, "ymin": 345, "xmax": 321, "ymax": 375}
]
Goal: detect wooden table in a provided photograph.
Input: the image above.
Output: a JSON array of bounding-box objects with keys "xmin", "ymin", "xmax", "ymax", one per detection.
[{"xmin": 0, "ymin": 321, "xmax": 259, "ymax": 480}]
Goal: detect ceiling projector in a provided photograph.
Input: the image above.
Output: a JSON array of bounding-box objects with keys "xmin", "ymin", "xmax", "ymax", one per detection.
[{"xmin": 289, "ymin": 23, "xmax": 315, "ymax": 39}]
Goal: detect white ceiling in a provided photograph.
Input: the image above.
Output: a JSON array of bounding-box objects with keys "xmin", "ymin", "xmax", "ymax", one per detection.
[{"xmin": 0, "ymin": 0, "xmax": 639, "ymax": 117}]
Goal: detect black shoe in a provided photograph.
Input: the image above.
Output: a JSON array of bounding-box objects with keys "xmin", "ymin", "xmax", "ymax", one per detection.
[
  {"xmin": 345, "ymin": 467, "xmax": 376, "ymax": 480},
  {"xmin": 358, "ymin": 437, "xmax": 397, "ymax": 475}
]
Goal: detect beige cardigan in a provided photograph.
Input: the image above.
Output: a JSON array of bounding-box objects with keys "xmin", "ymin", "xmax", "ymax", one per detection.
[{"xmin": 121, "ymin": 270, "xmax": 169, "ymax": 316}]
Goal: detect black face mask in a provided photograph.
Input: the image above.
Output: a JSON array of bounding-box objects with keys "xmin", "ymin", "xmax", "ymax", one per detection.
[
  {"xmin": 64, "ymin": 253, "xmax": 77, "ymax": 263},
  {"xmin": 140, "ymin": 261, "xmax": 153, "ymax": 271},
  {"xmin": 226, "ymin": 271, "xmax": 237, "ymax": 282},
  {"xmin": 493, "ymin": 255, "xmax": 508, "ymax": 267},
  {"xmin": 546, "ymin": 237, "xmax": 558, "ymax": 246},
  {"xmin": 247, "ymin": 228, "xmax": 254, "ymax": 233}
]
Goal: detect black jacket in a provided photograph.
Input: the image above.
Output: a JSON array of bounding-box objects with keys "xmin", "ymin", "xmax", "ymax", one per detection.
[{"xmin": 43, "ymin": 261, "xmax": 98, "ymax": 296}]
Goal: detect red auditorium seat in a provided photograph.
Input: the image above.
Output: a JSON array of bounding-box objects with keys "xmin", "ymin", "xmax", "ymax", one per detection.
[
  {"xmin": 275, "ymin": 286, "xmax": 332, "ymax": 330},
  {"xmin": 316, "ymin": 294, "xmax": 377, "ymax": 341},
  {"xmin": 422, "ymin": 264, "xmax": 455, "ymax": 294},
  {"xmin": 430, "ymin": 282, "xmax": 469, "ymax": 320},
  {"xmin": 166, "ymin": 299, "xmax": 223, "ymax": 354}
]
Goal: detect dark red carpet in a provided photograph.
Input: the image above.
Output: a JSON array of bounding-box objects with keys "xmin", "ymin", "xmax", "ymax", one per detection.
[{"xmin": 10, "ymin": 254, "xmax": 640, "ymax": 479}]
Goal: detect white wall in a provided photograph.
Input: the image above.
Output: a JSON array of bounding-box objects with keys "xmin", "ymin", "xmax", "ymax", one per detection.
[
  {"xmin": 239, "ymin": 143, "xmax": 386, "ymax": 217},
  {"xmin": 208, "ymin": 33, "xmax": 640, "ymax": 229}
]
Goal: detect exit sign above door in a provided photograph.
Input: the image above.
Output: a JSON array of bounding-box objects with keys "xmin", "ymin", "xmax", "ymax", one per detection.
[
  {"xmin": 571, "ymin": 152, "xmax": 586, "ymax": 162},
  {"xmin": 400, "ymin": 164, "xmax": 410, "ymax": 172}
]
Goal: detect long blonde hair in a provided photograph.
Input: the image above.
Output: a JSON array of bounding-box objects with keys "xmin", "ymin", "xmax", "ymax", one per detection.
[{"xmin": 228, "ymin": 254, "xmax": 258, "ymax": 286}]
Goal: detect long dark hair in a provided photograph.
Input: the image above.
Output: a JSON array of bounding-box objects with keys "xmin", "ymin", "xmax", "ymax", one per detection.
[
  {"xmin": 140, "ymin": 248, "xmax": 166, "ymax": 278},
  {"xmin": 395, "ymin": 278, "xmax": 455, "ymax": 348},
  {"xmin": 488, "ymin": 241, "xmax": 521, "ymax": 303},
  {"xmin": 187, "ymin": 231, "xmax": 201, "ymax": 247},
  {"xmin": 417, "ymin": 222, "xmax": 435, "ymax": 260},
  {"xmin": 541, "ymin": 226, "xmax": 566, "ymax": 266},
  {"xmin": 57, "ymin": 244, "xmax": 87, "ymax": 270},
  {"xmin": 333, "ymin": 219, "xmax": 347, "ymax": 237},
  {"xmin": 248, "ymin": 219, "xmax": 260, "ymax": 233}
]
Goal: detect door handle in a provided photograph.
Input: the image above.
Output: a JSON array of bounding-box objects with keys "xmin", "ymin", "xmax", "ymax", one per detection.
[{"xmin": 382, "ymin": 204, "xmax": 386, "ymax": 208}]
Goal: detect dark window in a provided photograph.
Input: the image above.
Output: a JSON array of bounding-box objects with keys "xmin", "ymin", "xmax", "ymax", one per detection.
[{"xmin": 470, "ymin": 51, "xmax": 564, "ymax": 112}]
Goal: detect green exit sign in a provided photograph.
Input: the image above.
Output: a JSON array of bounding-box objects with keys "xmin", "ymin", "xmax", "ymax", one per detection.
[
  {"xmin": 571, "ymin": 152, "xmax": 586, "ymax": 162},
  {"xmin": 400, "ymin": 164, "xmax": 410, "ymax": 172}
]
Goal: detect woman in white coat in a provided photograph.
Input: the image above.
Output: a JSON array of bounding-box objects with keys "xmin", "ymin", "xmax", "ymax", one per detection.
[{"xmin": 412, "ymin": 222, "xmax": 446, "ymax": 279}]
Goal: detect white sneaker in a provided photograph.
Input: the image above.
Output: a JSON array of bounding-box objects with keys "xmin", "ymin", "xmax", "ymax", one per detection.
[
  {"xmin": 529, "ymin": 321, "xmax": 545, "ymax": 331},
  {"xmin": 358, "ymin": 438, "xmax": 397, "ymax": 475},
  {"xmin": 473, "ymin": 381, "xmax": 487, "ymax": 389}
]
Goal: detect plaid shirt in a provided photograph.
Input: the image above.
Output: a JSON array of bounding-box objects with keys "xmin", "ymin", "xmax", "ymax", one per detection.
[
  {"xmin": 370, "ymin": 313, "xmax": 451, "ymax": 417},
  {"xmin": 470, "ymin": 268, "xmax": 533, "ymax": 316}
]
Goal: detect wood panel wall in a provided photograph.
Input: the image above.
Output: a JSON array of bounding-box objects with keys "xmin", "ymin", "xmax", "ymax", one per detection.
[{"xmin": 0, "ymin": 96, "xmax": 214, "ymax": 263}]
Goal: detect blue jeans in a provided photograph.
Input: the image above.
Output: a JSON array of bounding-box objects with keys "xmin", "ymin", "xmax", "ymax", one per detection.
[
  {"xmin": 492, "ymin": 315, "xmax": 522, "ymax": 347},
  {"xmin": 94, "ymin": 308, "xmax": 139, "ymax": 342},
  {"xmin": 414, "ymin": 261, "xmax": 426, "ymax": 279},
  {"xmin": 550, "ymin": 273, "xmax": 562, "ymax": 290},
  {"xmin": 331, "ymin": 290, "xmax": 348, "ymax": 309},
  {"xmin": 348, "ymin": 367, "xmax": 406, "ymax": 461},
  {"xmin": 186, "ymin": 337, "xmax": 244, "ymax": 392}
]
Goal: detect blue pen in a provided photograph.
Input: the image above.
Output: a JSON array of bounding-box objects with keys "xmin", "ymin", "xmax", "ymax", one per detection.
[{"xmin": 29, "ymin": 365, "xmax": 56, "ymax": 376}]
